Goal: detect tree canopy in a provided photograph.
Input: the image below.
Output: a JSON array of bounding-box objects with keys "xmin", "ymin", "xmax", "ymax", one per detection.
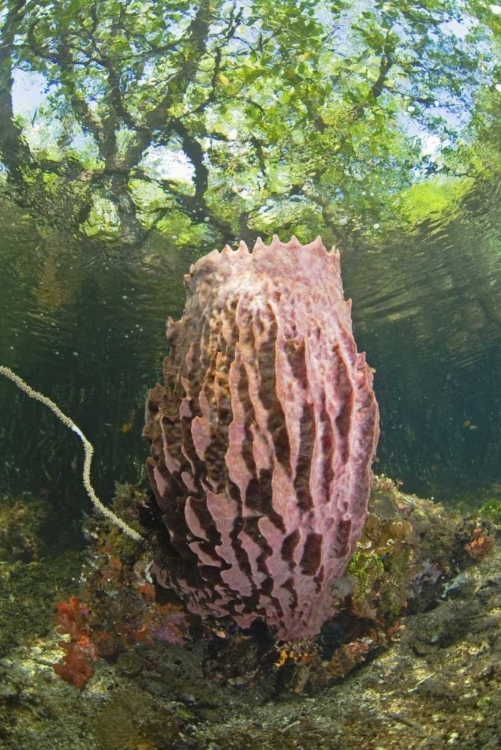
[{"xmin": 1, "ymin": 0, "xmax": 500, "ymax": 249}]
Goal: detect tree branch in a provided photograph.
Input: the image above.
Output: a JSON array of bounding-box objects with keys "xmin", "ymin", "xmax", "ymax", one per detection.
[{"xmin": 0, "ymin": 0, "xmax": 34, "ymax": 182}]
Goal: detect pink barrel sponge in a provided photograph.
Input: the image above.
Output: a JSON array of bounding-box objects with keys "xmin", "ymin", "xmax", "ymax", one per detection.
[{"xmin": 144, "ymin": 236, "xmax": 379, "ymax": 640}]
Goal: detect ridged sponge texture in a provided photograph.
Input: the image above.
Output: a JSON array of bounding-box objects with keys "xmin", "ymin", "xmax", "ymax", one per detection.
[{"xmin": 144, "ymin": 236, "xmax": 379, "ymax": 640}]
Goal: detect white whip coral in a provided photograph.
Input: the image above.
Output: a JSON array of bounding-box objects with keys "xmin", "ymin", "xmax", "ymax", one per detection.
[{"xmin": 0, "ymin": 365, "xmax": 142, "ymax": 543}]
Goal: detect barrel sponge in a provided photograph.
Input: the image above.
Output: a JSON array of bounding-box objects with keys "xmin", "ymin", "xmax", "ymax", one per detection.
[{"xmin": 144, "ymin": 236, "xmax": 379, "ymax": 640}]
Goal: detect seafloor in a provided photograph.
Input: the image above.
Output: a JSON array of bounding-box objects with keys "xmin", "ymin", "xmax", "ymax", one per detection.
[{"xmin": 1, "ymin": 482, "xmax": 501, "ymax": 750}]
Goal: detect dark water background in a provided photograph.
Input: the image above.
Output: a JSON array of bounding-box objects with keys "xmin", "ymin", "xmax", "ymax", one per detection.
[{"xmin": 1, "ymin": 171, "xmax": 501, "ymax": 545}]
